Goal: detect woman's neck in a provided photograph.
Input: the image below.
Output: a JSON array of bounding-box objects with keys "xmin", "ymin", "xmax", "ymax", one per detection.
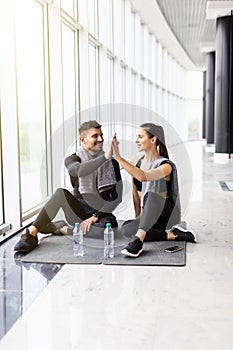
[{"xmin": 144, "ymin": 149, "xmax": 159, "ymax": 162}]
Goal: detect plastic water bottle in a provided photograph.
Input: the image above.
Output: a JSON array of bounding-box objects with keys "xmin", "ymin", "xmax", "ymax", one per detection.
[
  {"xmin": 104, "ymin": 223, "xmax": 114, "ymax": 258},
  {"xmin": 73, "ymin": 222, "xmax": 84, "ymax": 257}
]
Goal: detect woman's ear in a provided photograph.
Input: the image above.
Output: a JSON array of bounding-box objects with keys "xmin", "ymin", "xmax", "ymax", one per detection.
[{"xmin": 151, "ymin": 136, "xmax": 157, "ymax": 144}]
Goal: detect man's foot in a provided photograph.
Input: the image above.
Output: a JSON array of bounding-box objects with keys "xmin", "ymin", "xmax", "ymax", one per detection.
[
  {"xmin": 45, "ymin": 220, "xmax": 70, "ymax": 235},
  {"xmin": 171, "ymin": 225, "xmax": 197, "ymax": 243},
  {"xmin": 121, "ymin": 236, "xmax": 143, "ymax": 257},
  {"xmin": 14, "ymin": 229, "xmax": 38, "ymax": 252}
]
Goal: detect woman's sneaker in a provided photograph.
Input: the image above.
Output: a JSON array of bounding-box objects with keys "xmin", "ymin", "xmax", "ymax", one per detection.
[
  {"xmin": 171, "ymin": 225, "xmax": 197, "ymax": 243},
  {"xmin": 14, "ymin": 229, "xmax": 38, "ymax": 252},
  {"xmin": 121, "ymin": 236, "xmax": 143, "ymax": 257}
]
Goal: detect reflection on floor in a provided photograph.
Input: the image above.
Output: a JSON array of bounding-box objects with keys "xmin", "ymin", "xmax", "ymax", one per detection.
[
  {"xmin": 0, "ymin": 234, "xmax": 63, "ymax": 340},
  {"xmin": 1, "ymin": 140, "xmax": 233, "ymax": 350}
]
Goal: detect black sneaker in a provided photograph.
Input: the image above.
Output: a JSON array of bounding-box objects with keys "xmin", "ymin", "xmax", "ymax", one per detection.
[
  {"xmin": 14, "ymin": 229, "xmax": 38, "ymax": 252},
  {"xmin": 121, "ymin": 236, "xmax": 143, "ymax": 257},
  {"xmin": 171, "ymin": 225, "xmax": 197, "ymax": 243}
]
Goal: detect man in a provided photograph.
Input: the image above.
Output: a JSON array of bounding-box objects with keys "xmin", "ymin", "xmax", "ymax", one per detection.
[{"xmin": 14, "ymin": 120, "xmax": 122, "ymax": 252}]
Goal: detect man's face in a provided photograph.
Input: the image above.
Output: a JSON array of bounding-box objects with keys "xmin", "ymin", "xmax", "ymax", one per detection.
[{"xmin": 80, "ymin": 127, "xmax": 104, "ymax": 153}]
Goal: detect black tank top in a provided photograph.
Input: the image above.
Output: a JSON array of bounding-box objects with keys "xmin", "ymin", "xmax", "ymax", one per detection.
[{"xmin": 133, "ymin": 157, "xmax": 171, "ymax": 194}]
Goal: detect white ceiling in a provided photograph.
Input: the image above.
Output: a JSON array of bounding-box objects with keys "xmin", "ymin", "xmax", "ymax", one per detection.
[{"xmin": 130, "ymin": 0, "xmax": 233, "ymax": 70}]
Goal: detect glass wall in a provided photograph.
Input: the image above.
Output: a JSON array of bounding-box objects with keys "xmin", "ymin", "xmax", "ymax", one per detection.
[
  {"xmin": 0, "ymin": 114, "xmax": 3, "ymax": 226},
  {"xmin": 0, "ymin": 0, "xmax": 201, "ymax": 239},
  {"xmin": 88, "ymin": 43, "xmax": 99, "ymax": 110},
  {"xmin": 14, "ymin": 0, "xmax": 48, "ymax": 213},
  {"xmin": 61, "ymin": 23, "xmax": 78, "ymax": 154}
]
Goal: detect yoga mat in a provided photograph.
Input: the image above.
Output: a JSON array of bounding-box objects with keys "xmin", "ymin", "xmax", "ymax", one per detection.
[
  {"xmin": 21, "ymin": 229, "xmax": 128, "ymax": 265},
  {"xmin": 103, "ymin": 241, "xmax": 186, "ymax": 266},
  {"xmin": 21, "ymin": 230, "xmax": 186, "ymax": 266}
]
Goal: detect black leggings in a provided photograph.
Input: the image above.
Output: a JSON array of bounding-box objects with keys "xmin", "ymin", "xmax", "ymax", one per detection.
[
  {"xmin": 33, "ymin": 188, "xmax": 117, "ymax": 232},
  {"xmin": 121, "ymin": 192, "xmax": 180, "ymax": 241}
]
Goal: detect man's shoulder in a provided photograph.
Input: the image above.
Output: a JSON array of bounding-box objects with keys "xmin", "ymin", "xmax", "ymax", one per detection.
[{"xmin": 64, "ymin": 153, "xmax": 81, "ymax": 166}]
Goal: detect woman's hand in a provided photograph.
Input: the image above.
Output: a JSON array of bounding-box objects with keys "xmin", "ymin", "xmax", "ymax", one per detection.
[{"xmin": 112, "ymin": 134, "xmax": 121, "ymax": 160}]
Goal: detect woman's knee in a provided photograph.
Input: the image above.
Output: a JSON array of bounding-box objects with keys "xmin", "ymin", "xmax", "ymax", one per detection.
[{"xmin": 121, "ymin": 219, "xmax": 139, "ymax": 237}]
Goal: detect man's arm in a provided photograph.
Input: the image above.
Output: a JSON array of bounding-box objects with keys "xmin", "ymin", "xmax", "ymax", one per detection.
[{"xmin": 64, "ymin": 153, "xmax": 107, "ymax": 177}]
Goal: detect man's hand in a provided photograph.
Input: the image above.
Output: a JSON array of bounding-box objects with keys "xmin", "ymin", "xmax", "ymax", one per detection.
[
  {"xmin": 105, "ymin": 143, "xmax": 113, "ymax": 160},
  {"xmin": 105, "ymin": 133, "xmax": 117, "ymax": 160},
  {"xmin": 80, "ymin": 216, "xmax": 98, "ymax": 235}
]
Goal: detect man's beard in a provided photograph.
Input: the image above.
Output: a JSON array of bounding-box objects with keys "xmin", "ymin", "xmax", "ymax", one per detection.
[{"xmin": 91, "ymin": 142, "xmax": 103, "ymax": 155}]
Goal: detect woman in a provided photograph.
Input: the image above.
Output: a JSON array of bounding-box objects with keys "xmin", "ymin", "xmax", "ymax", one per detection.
[{"xmin": 112, "ymin": 123, "xmax": 197, "ymax": 258}]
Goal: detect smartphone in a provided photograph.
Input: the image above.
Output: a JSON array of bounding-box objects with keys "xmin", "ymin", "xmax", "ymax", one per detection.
[{"xmin": 164, "ymin": 245, "xmax": 184, "ymax": 253}]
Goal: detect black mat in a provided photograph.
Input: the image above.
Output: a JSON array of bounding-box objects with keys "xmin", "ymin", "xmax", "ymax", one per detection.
[{"xmin": 21, "ymin": 230, "xmax": 186, "ymax": 266}]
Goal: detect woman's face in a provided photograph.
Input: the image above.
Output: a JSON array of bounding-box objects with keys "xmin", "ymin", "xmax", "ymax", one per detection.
[{"xmin": 135, "ymin": 128, "xmax": 156, "ymax": 152}]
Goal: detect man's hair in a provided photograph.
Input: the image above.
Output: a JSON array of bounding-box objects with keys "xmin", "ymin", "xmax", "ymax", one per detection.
[{"xmin": 79, "ymin": 120, "xmax": 102, "ymax": 135}]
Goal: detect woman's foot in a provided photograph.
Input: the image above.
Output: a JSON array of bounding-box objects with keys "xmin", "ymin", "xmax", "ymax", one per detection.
[
  {"xmin": 171, "ymin": 225, "xmax": 197, "ymax": 243},
  {"xmin": 121, "ymin": 236, "xmax": 143, "ymax": 257}
]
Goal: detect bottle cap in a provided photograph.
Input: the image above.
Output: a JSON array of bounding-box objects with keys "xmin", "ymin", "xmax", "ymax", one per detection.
[
  {"xmin": 74, "ymin": 222, "xmax": 80, "ymax": 227},
  {"xmin": 106, "ymin": 223, "xmax": 111, "ymax": 228}
]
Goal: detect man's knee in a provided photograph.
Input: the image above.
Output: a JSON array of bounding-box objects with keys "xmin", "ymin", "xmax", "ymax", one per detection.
[
  {"xmin": 97, "ymin": 215, "xmax": 118, "ymax": 228},
  {"xmin": 54, "ymin": 187, "xmax": 68, "ymax": 198}
]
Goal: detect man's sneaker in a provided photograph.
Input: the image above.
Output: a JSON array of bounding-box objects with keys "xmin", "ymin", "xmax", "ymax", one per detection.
[
  {"xmin": 45, "ymin": 220, "xmax": 70, "ymax": 235},
  {"xmin": 14, "ymin": 229, "xmax": 38, "ymax": 252},
  {"xmin": 171, "ymin": 225, "xmax": 197, "ymax": 243},
  {"xmin": 121, "ymin": 236, "xmax": 143, "ymax": 257}
]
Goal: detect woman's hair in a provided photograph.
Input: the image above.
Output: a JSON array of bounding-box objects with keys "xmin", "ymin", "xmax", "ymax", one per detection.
[{"xmin": 140, "ymin": 123, "xmax": 169, "ymax": 159}]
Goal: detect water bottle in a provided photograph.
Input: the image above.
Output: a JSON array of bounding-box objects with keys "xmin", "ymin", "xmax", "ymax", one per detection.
[
  {"xmin": 104, "ymin": 223, "xmax": 114, "ymax": 258},
  {"xmin": 73, "ymin": 222, "xmax": 84, "ymax": 257}
]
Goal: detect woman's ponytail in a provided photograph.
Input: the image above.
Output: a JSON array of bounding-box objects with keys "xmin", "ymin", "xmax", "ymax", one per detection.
[{"xmin": 156, "ymin": 139, "xmax": 169, "ymax": 159}]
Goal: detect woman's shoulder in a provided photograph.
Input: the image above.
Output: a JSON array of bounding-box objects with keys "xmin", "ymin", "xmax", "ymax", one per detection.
[
  {"xmin": 156, "ymin": 156, "xmax": 176, "ymax": 166},
  {"xmin": 148, "ymin": 157, "xmax": 176, "ymax": 172}
]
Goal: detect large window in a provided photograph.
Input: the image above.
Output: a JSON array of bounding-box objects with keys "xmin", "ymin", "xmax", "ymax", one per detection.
[
  {"xmin": 0, "ymin": 0, "xmax": 193, "ymax": 236},
  {"xmin": 89, "ymin": 43, "xmax": 99, "ymax": 112},
  {"xmin": 61, "ymin": 0, "xmax": 75, "ymax": 17},
  {"xmin": 62, "ymin": 23, "xmax": 78, "ymax": 156},
  {"xmin": 0, "ymin": 115, "xmax": 3, "ymax": 226},
  {"xmin": 15, "ymin": 0, "xmax": 49, "ymax": 214},
  {"xmin": 88, "ymin": 0, "xmax": 98, "ymax": 37}
]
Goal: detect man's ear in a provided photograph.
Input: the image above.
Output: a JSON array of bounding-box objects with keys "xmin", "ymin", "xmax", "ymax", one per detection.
[{"xmin": 80, "ymin": 135, "xmax": 85, "ymax": 144}]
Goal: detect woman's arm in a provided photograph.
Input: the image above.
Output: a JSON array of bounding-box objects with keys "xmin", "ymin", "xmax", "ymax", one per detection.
[
  {"xmin": 144, "ymin": 163, "xmax": 172, "ymax": 181},
  {"xmin": 115, "ymin": 156, "xmax": 147, "ymax": 182},
  {"xmin": 132, "ymin": 182, "xmax": 141, "ymax": 217},
  {"xmin": 112, "ymin": 139, "xmax": 172, "ymax": 182}
]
